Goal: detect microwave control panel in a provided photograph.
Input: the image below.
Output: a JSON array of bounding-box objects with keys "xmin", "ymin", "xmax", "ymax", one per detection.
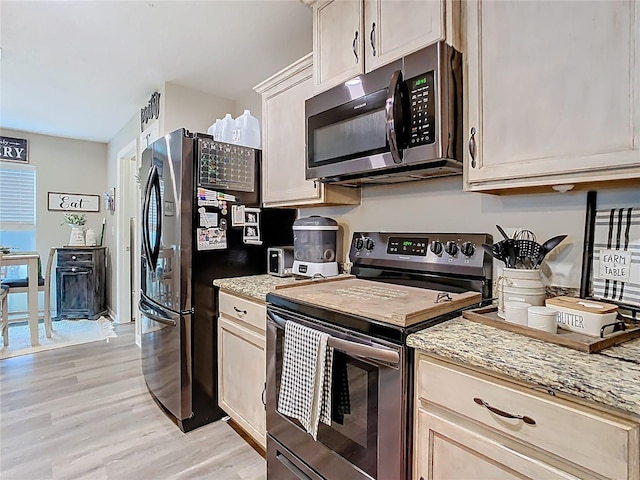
[{"xmin": 406, "ymin": 71, "xmax": 435, "ymax": 147}]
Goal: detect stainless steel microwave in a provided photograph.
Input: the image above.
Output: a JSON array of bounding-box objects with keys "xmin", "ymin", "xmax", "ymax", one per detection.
[{"xmin": 305, "ymin": 42, "xmax": 462, "ymax": 186}]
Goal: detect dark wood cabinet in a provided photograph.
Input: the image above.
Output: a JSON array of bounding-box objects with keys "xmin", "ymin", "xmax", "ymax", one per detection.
[{"xmin": 56, "ymin": 247, "xmax": 107, "ymax": 320}]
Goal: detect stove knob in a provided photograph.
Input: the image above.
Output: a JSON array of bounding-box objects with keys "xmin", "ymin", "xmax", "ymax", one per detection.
[
  {"xmin": 444, "ymin": 241, "xmax": 458, "ymax": 256},
  {"xmin": 430, "ymin": 240, "xmax": 443, "ymax": 255},
  {"xmin": 461, "ymin": 241, "xmax": 475, "ymax": 257},
  {"xmin": 354, "ymin": 237, "xmax": 364, "ymax": 250},
  {"xmin": 364, "ymin": 238, "xmax": 375, "ymax": 251}
]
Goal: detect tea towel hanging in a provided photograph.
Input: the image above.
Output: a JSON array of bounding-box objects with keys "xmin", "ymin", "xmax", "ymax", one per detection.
[
  {"xmin": 277, "ymin": 320, "xmax": 333, "ymax": 440},
  {"xmin": 592, "ymin": 207, "xmax": 640, "ymax": 308}
]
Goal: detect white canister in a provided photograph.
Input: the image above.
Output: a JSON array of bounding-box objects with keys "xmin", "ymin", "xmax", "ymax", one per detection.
[
  {"xmin": 527, "ymin": 306, "xmax": 558, "ymax": 333},
  {"xmin": 85, "ymin": 228, "xmax": 97, "ymax": 246},
  {"xmin": 498, "ymin": 268, "xmax": 545, "ymax": 318},
  {"xmin": 504, "ymin": 301, "xmax": 531, "ymax": 325},
  {"xmin": 546, "ymin": 296, "xmax": 618, "ymax": 337},
  {"xmin": 68, "ymin": 226, "xmax": 85, "ymax": 246}
]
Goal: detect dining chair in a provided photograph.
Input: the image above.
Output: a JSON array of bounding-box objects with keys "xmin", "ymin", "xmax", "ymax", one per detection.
[{"xmin": 0, "ymin": 247, "xmax": 56, "ymax": 345}]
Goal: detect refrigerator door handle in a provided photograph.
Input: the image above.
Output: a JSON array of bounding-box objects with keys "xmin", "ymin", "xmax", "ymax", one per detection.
[
  {"xmin": 139, "ymin": 299, "xmax": 177, "ymax": 327},
  {"xmin": 142, "ymin": 164, "xmax": 161, "ymax": 271},
  {"xmin": 150, "ymin": 169, "xmax": 162, "ymax": 269},
  {"xmin": 141, "ymin": 165, "xmax": 155, "ymax": 271}
]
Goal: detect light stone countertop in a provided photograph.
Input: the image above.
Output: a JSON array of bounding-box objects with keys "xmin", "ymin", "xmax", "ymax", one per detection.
[
  {"xmin": 213, "ymin": 274, "xmax": 298, "ymax": 303},
  {"xmin": 407, "ymin": 317, "xmax": 640, "ymax": 418}
]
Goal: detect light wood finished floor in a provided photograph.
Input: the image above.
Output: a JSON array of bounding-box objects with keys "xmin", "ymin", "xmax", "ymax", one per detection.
[{"xmin": 0, "ymin": 323, "xmax": 266, "ymax": 480}]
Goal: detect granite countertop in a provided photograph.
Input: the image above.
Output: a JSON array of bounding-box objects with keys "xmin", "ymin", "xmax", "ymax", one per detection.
[
  {"xmin": 213, "ymin": 274, "xmax": 298, "ymax": 302},
  {"xmin": 407, "ymin": 317, "xmax": 640, "ymax": 418}
]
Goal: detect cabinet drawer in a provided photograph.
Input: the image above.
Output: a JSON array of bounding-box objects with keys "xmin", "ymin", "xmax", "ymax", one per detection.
[
  {"xmin": 58, "ymin": 251, "xmax": 94, "ymax": 265},
  {"xmin": 417, "ymin": 356, "xmax": 639, "ymax": 480},
  {"xmin": 219, "ymin": 291, "xmax": 266, "ymax": 331}
]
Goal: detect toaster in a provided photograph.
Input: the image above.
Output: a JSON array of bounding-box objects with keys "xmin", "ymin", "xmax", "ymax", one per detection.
[{"xmin": 268, "ymin": 246, "xmax": 294, "ymax": 277}]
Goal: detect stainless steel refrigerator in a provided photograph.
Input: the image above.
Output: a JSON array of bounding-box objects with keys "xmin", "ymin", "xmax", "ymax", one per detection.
[{"xmin": 139, "ymin": 128, "xmax": 294, "ymax": 432}]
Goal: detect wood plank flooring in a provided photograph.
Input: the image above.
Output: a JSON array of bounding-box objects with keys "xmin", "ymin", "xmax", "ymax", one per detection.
[{"xmin": 0, "ymin": 322, "xmax": 266, "ymax": 480}]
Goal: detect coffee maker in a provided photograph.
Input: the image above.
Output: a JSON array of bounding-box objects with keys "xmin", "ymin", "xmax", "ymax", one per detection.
[{"xmin": 292, "ymin": 216, "xmax": 339, "ymax": 278}]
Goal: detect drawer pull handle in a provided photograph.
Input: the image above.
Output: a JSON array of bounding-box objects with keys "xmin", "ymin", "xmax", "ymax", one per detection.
[
  {"xmin": 473, "ymin": 397, "xmax": 536, "ymax": 425},
  {"xmin": 233, "ymin": 306, "xmax": 247, "ymax": 315}
]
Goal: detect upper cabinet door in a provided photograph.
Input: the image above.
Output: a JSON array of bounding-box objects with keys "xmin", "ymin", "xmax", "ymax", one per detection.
[
  {"xmin": 465, "ymin": 0, "xmax": 640, "ymax": 192},
  {"xmin": 254, "ymin": 55, "xmax": 361, "ymax": 208},
  {"xmin": 259, "ymin": 56, "xmax": 320, "ymax": 205},
  {"xmin": 364, "ymin": 0, "xmax": 445, "ymax": 72},
  {"xmin": 313, "ymin": 0, "xmax": 364, "ymax": 93}
]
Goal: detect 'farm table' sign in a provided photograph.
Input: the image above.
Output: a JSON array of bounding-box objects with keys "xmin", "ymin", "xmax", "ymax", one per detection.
[
  {"xmin": 48, "ymin": 192, "xmax": 100, "ymax": 212},
  {"xmin": 0, "ymin": 136, "xmax": 28, "ymax": 163}
]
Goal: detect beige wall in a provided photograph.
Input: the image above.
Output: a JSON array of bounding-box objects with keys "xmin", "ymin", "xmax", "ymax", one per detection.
[
  {"xmin": 304, "ymin": 178, "xmax": 639, "ymax": 289},
  {"xmin": 1, "ymin": 128, "xmax": 108, "ymax": 253},
  {"xmin": 1, "ymin": 128, "xmax": 108, "ymax": 314},
  {"xmin": 164, "ymin": 82, "xmax": 235, "ymax": 135},
  {"xmin": 234, "ymin": 90, "xmax": 262, "ymax": 124}
]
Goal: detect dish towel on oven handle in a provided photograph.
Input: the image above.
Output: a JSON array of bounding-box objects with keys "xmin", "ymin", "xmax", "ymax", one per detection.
[
  {"xmin": 592, "ymin": 207, "xmax": 640, "ymax": 308},
  {"xmin": 277, "ymin": 320, "xmax": 333, "ymax": 440}
]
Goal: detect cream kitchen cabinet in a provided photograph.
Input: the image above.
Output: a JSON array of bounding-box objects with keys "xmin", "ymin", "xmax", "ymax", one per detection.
[
  {"xmin": 217, "ymin": 291, "xmax": 267, "ymax": 449},
  {"xmin": 310, "ymin": 0, "xmax": 457, "ymax": 93},
  {"xmin": 414, "ymin": 354, "xmax": 640, "ymax": 480},
  {"xmin": 464, "ymin": 0, "xmax": 640, "ymax": 193},
  {"xmin": 254, "ymin": 54, "xmax": 360, "ymax": 208}
]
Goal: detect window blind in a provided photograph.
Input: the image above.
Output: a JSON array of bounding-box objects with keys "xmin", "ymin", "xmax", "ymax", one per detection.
[{"xmin": 0, "ymin": 162, "xmax": 36, "ymax": 228}]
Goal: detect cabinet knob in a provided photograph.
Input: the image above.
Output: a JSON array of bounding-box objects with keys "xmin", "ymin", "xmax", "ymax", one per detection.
[
  {"xmin": 469, "ymin": 127, "xmax": 477, "ymax": 168},
  {"xmin": 71, "ymin": 255, "xmax": 77, "ymax": 260},
  {"xmin": 352, "ymin": 30, "xmax": 359, "ymax": 64},
  {"xmin": 71, "ymin": 267, "xmax": 77, "ymax": 273}
]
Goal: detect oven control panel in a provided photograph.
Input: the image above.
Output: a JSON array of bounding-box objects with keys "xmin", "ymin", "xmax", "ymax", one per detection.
[{"xmin": 350, "ymin": 232, "xmax": 493, "ymax": 277}]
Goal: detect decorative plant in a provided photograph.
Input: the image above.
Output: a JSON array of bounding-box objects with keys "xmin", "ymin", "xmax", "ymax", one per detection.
[{"xmin": 62, "ymin": 212, "xmax": 87, "ymax": 226}]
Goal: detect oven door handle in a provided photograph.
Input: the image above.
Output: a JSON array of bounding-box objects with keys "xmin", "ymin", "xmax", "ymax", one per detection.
[{"xmin": 268, "ymin": 311, "xmax": 400, "ymax": 366}]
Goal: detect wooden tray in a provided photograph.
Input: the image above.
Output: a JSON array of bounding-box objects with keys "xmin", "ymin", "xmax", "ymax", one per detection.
[{"xmin": 462, "ymin": 306, "xmax": 640, "ymax": 353}]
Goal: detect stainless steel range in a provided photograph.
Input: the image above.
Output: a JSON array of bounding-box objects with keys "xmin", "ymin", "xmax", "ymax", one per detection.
[{"xmin": 266, "ymin": 232, "xmax": 493, "ymax": 479}]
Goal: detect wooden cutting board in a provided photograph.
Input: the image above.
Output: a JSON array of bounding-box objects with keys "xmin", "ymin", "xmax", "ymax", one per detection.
[{"xmin": 272, "ymin": 277, "xmax": 481, "ymax": 327}]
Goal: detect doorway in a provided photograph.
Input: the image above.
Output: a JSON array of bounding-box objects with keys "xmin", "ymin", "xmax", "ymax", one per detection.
[{"xmin": 116, "ymin": 140, "xmax": 138, "ymax": 333}]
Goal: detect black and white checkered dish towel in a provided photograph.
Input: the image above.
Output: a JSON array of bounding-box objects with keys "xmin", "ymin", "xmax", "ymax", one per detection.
[{"xmin": 277, "ymin": 320, "xmax": 333, "ymax": 440}]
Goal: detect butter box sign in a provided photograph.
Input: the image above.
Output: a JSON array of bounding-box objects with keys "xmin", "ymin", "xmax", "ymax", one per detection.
[
  {"xmin": 0, "ymin": 136, "xmax": 28, "ymax": 163},
  {"xmin": 598, "ymin": 249, "xmax": 631, "ymax": 282}
]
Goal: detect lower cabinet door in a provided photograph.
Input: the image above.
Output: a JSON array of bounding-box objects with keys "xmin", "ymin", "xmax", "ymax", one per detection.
[
  {"xmin": 218, "ymin": 315, "xmax": 266, "ymax": 449},
  {"xmin": 56, "ymin": 267, "xmax": 93, "ymax": 319},
  {"xmin": 415, "ymin": 408, "xmax": 580, "ymax": 480}
]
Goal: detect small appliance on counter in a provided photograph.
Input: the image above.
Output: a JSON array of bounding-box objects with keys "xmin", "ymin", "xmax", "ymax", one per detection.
[
  {"xmin": 267, "ymin": 246, "xmax": 294, "ymax": 277},
  {"xmin": 292, "ymin": 216, "xmax": 339, "ymax": 278}
]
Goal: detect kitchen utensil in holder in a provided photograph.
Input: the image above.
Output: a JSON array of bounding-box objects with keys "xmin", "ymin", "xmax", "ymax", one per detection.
[{"xmin": 497, "ymin": 268, "xmax": 545, "ymax": 318}]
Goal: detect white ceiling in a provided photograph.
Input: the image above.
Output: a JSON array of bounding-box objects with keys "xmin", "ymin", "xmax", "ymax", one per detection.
[{"xmin": 0, "ymin": 0, "xmax": 313, "ymax": 143}]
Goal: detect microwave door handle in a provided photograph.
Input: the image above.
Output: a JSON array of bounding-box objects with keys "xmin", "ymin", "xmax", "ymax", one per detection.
[
  {"xmin": 385, "ymin": 69, "xmax": 404, "ymax": 164},
  {"xmin": 267, "ymin": 311, "xmax": 400, "ymax": 366}
]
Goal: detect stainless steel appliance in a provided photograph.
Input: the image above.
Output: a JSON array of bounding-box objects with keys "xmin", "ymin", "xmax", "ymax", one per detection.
[
  {"xmin": 305, "ymin": 42, "xmax": 462, "ymax": 186},
  {"xmin": 266, "ymin": 231, "xmax": 492, "ymax": 479},
  {"xmin": 268, "ymin": 246, "xmax": 294, "ymax": 277},
  {"xmin": 139, "ymin": 128, "xmax": 294, "ymax": 432}
]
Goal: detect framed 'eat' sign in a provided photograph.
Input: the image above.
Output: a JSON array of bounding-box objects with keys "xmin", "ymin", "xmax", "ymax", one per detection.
[{"xmin": 47, "ymin": 192, "xmax": 100, "ymax": 212}]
